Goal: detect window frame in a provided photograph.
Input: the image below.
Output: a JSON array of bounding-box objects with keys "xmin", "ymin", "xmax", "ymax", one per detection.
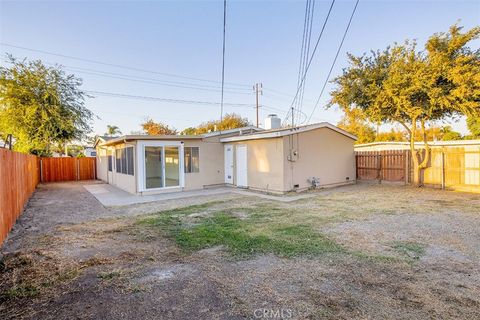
[
  {"xmin": 115, "ymin": 146, "xmax": 135, "ymax": 176},
  {"xmin": 184, "ymin": 146, "xmax": 200, "ymax": 173},
  {"xmin": 108, "ymin": 151, "xmax": 113, "ymax": 172}
]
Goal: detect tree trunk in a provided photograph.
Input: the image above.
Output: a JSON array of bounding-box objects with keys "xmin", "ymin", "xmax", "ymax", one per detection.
[
  {"xmin": 396, "ymin": 117, "xmax": 431, "ymax": 187},
  {"xmin": 412, "ymin": 158, "xmax": 423, "ymax": 186},
  {"xmin": 409, "ymin": 121, "xmax": 422, "ymax": 186},
  {"xmin": 411, "ymin": 149, "xmax": 422, "ymax": 186}
]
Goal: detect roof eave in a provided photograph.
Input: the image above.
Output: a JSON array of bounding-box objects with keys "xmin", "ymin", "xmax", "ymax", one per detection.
[
  {"xmin": 220, "ymin": 122, "xmax": 357, "ymax": 142},
  {"xmin": 98, "ymin": 135, "xmax": 203, "ymax": 146}
]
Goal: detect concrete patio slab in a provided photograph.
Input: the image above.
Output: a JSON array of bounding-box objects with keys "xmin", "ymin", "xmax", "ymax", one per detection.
[{"xmin": 83, "ymin": 183, "xmax": 315, "ymax": 207}]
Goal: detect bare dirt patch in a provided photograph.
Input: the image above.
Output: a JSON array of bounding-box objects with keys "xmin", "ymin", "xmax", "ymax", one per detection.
[{"xmin": 1, "ymin": 182, "xmax": 479, "ymax": 319}]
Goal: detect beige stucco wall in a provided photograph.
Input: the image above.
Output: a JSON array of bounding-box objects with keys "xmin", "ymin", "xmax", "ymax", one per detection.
[
  {"xmin": 96, "ymin": 143, "xmax": 137, "ymax": 194},
  {"xmin": 97, "ymin": 139, "xmax": 224, "ymax": 194},
  {"xmin": 95, "ymin": 127, "xmax": 355, "ymax": 195},
  {"xmin": 113, "ymin": 172, "xmax": 136, "ymax": 194},
  {"xmin": 283, "ymin": 127, "xmax": 356, "ymax": 191},
  {"xmin": 113, "ymin": 142, "xmax": 137, "ymax": 194},
  {"xmin": 228, "ymin": 137, "xmax": 285, "ymax": 193},
  {"xmin": 96, "ymin": 146, "xmax": 108, "ymax": 182},
  {"xmin": 183, "ymin": 140, "xmax": 225, "ymax": 190}
]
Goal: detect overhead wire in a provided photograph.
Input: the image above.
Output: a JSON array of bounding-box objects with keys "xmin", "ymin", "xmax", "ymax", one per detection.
[
  {"xmin": 307, "ymin": 0, "xmax": 360, "ymax": 124},
  {"xmin": 84, "ymin": 90, "xmax": 253, "ymax": 107},
  {"xmin": 283, "ymin": 0, "xmax": 336, "ymax": 125},
  {"xmin": 0, "ymin": 42, "xmax": 251, "ymax": 88},
  {"xmin": 292, "ymin": 0, "xmax": 312, "ymax": 126},
  {"xmin": 219, "ymin": 0, "xmax": 227, "ymax": 126},
  {"xmin": 296, "ymin": 0, "xmax": 316, "ymax": 125}
]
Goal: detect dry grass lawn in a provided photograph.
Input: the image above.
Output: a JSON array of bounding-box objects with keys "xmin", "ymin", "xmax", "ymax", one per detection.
[{"xmin": 1, "ymin": 182, "xmax": 479, "ymax": 319}]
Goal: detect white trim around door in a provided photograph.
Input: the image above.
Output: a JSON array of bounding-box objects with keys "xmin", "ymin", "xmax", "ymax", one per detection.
[
  {"xmin": 136, "ymin": 140, "xmax": 185, "ymax": 193},
  {"xmin": 224, "ymin": 144, "xmax": 234, "ymax": 184},
  {"xmin": 235, "ymin": 144, "xmax": 248, "ymax": 188}
]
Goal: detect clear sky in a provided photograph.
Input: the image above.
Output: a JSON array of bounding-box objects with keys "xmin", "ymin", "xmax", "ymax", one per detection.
[{"xmin": 1, "ymin": 0, "xmax": 479, "ymax": 136}]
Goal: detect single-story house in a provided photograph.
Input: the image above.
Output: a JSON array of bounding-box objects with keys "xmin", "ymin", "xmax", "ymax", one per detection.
[{"xmin": 95, "ymin": 118, "xmax": 357, "ymax": 195}]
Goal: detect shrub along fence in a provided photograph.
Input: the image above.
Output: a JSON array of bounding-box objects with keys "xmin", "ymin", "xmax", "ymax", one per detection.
[
  {"xmin": 356, "ymin": 147, "xmax": 480, "ymax": 192},
  {"xmin": 0, "ymin": 150, "xmax": 97, "ymax": 245}
]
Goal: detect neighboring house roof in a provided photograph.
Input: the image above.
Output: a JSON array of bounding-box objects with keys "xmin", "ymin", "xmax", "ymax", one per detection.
[
  {"xmin": 202, "ymin": 126, "xmax": 263, "ymax": 137},
  {"xmin": 220, "ymin": 122, "xmax": 357, "ymax": 142},
  {"xmin": 355, "ymin": 140, "xmax": 480, "ymax": 150},
  {"xmin": 94, "ymin": 135, "xmax": 119, "ymax": 148}
]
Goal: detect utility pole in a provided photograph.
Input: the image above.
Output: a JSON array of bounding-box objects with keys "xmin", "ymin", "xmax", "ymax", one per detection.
[
  {"xmin": 253, "ymin": 83, "xmax": 263, "ymax": 127},
  {"xmin": 291, "ymin": 106, "xmax": 294, "ymax": 127}
]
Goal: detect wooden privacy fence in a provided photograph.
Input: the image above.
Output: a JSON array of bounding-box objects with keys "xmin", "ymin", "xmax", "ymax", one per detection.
[
  {"xmin": 0, "ymin": 149, "xmax": 40, "ymax": 245},
  {"xmin": 40, "ymin": 157, "xmax": 96, "ymax": 182},
  {"xmin": 356, "ymin": 150, "xmax": 409, "ymax": 183},
  {"xmin": 423, "ymin": 147, "xmax": 480, "ymax": 193},
  {"xmin": 356, "ymin": 147, "xmax": 480, "ymax": 192},
  {"xmin": 1, "ymin": 152, "xmax": 97, "ymax": 245}
]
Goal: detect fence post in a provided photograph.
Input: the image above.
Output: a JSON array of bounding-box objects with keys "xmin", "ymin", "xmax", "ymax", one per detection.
[
  {"xmin": 76, "ymin": 158, "xmax": 80, "ymax": 181},
  {"xmin": 40, "ymin": 158, "xmax": 44, "ymax": 183},
  {"xmin": 441, "ymin": 150, "xmax": 446, "ymax": 190},
  {"xmin": 355, "ymin": 152, "xmax": 359, "ymax": 180},
  {"xmin": 93, "ymin": 158, "xmax": 97, "ymax": 180},
  {"xmin": 378, "ymin": 153, "xmax": 382, "ymax": 184},
  {"xmin": 404, "ymin": 150, "xmax": 408, "ymax": 185}
]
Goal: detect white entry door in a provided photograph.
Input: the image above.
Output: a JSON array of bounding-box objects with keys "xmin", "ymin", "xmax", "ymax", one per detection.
[
  {"xmin": 224, "ymin": 145, "xmax": 234, "ymax": 184},
  {"xmin": 236, "ymin": 145, "xmax": 248, "ymax": 188}
]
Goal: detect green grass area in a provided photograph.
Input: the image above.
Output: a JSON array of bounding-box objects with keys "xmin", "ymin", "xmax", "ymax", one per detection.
[
  {"xmin": 97, "ymin": 270, "xmax": 122, "ymax": 280},
  {"xmin": 2, "ymin": 285, "xmax": 39, "ymax": 299},
  {"xmin": 391, "ymin": 241, "xmax": 426, "ymax": 260},
  {"xmin": 136, "ymin": 202, "xmax": 344, "ymax": 259}
]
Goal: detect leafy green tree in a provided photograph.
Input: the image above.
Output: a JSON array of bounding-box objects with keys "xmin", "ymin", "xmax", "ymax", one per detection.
[
  {"xmin": 337, "ymin": 107, "xmax": 376, "ymax": 143},
  {"xmin": 0, "ymin": 55, "xmax": 93, "ymax": 155},
  {"xmin": 194, "ymin": 113, "xmax": 250, "ymax": 134},
  {"xmin": 141, "ymin": 118, "xmax": 177, "ymax": 135},
  {"xmin": 438, "ymin": 126, "xmax": 462, "ymax": 141},
  {"xmin": 375, "ymin": 129, "xmax": 407, "ymax": 142},
  {"xmin": 467, "ymin": 116, "xmax": 480, "ymax": 138},
  {"xmin": 105, "ymin": 125, "xmax": 121, "ymax": 136},
  {"xmin": 180, "ymin": 127, "xmax": 197, "ymax": 135},
  {"xmin": 330, "ymin": 25, "xmax": 480, "ymax": 185}
]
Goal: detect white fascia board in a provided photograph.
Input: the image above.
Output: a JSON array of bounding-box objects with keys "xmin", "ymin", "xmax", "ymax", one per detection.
[
  {"xmin": 355, "ymin": 139, "xmax": 480, "ymax": 148},
  {"xmin": 202, "ymin": 126, "xmax": 263, "ymax": 138},
  {"xmin": 219, "ymin": 122, "xmax": 357, "ymax": 142}
]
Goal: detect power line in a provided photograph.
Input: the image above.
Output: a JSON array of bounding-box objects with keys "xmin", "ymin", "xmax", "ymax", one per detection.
[
  {"xmin": 0, "ymin": 42, "xmax": 251, "ymax": 88},
  {"xmin": 67, "ymin": 67, "xmax": 251, "ymax": 95},
  {"xmin": 293, "ymin": 0, "xmax": 311, "ymax": 124},
  {"xmin": 220, "ymin": 0, "xmax": 227, "ymax": 126},
  {"xmin": 61, "ymin": 64, "xmax": 251, "ymax": 92},
  {"xmin": 84, "ymin": 89, "xmax": 253, "ymax": 107},
  {"xmin": 284, "ymin": 0, "xmax": 336, "ymax": 125},
  {"xmin": 307, "ymin": 0, "xmax": 360, "ymax": 124},
  {"xmin": 292, "ymin": 0, "xmax": 314, "ymax": 127},
  {"xmin": 2, "ymin": 57, "xmax": 252, "ymax": 95},
  {"xmin": 263, "ymin": 87, "xmax": 317, "ymax": 104},
  {"xmin": 296, "ymin": 0, "xmax": 316, "ymax": 126}
]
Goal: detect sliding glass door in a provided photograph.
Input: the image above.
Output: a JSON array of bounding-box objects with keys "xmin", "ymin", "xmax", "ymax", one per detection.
[
  {"xmin": 145, "ymin": 147, "xmax": 163, "ymax": 189},
  {"xmin": 165, "ymin": 147, "xmax": 180, "ymax": 187},
  {"xmin": 144, "ymin": 146, "xmax": 180, "ymax": 189}
]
